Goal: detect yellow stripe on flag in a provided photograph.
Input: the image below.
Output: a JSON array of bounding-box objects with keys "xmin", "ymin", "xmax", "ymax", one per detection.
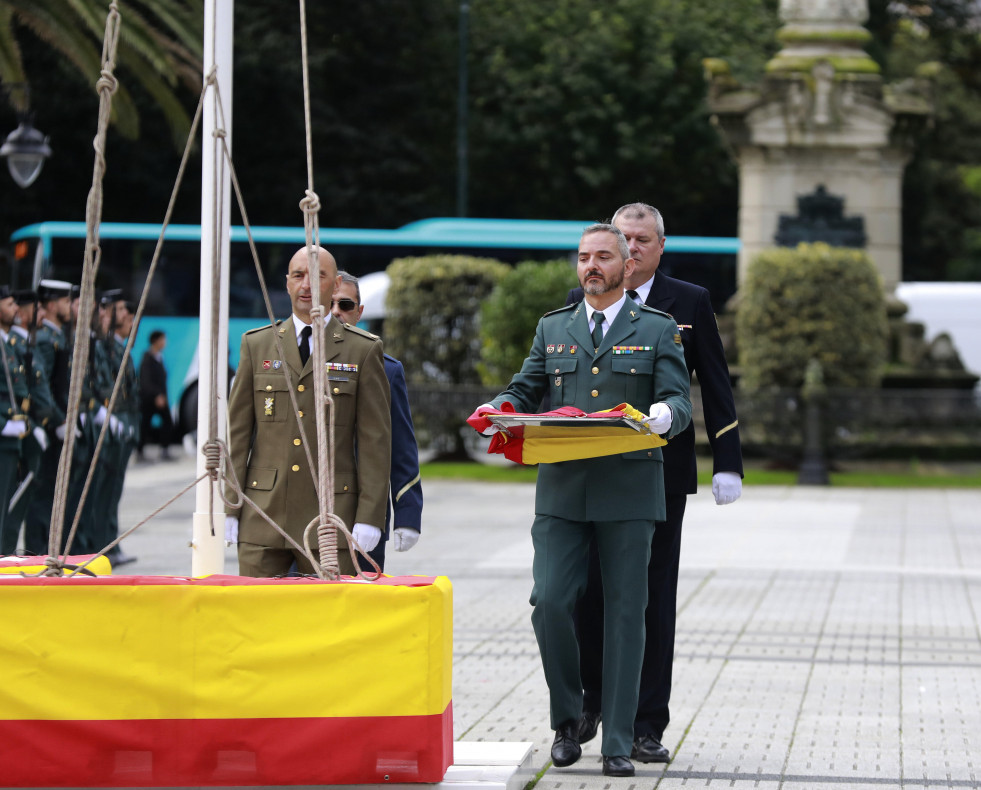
[{"xmin": 0, "ymin": 577, "xmax": 452, "ymax": 721}]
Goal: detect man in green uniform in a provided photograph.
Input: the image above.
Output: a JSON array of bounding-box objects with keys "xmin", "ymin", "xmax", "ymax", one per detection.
[
  {"xmin": 23, "ymin": 279, "xmax": 73, "ymax": 556},
  {"xmin": 0, "ymin": 285, "xmax": 41, "ymax": 554},
  {"xmin": 91, "ymin": 290, "xmax": 139, "ymax": 566},
  {"xmin": 4, "ymin": 289, "xmax": 46, "ymax": 552},
  {"xmin": 224, "ymin": 246, "xmax": 391, "ymax": 578},
  {"xmin": 470, "ymin": 224, "xmax": 691, "ymax": 777}
]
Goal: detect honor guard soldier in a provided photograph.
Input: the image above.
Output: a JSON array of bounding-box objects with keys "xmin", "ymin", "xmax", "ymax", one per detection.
[
  {"xmin": 471, "ymin": 224, "xmax": 692, "ymax": 777},
  {"xmin": 23, "ymin": 279, "xmax": 74, "ymax": 556},
  {"xmin": 571, "ymin": 204, "xmax": 744, "ymax": 764},
  {"xmin": 90, "ymin": 289, "xmax": 139, "ymax": 566},
  {"xmin": 0, "ymin": 286, "xmax": 42, "ymax": 554},
  {"xmin": 3, "ymin": 290, "xmax": 46, "ymax": 552}
]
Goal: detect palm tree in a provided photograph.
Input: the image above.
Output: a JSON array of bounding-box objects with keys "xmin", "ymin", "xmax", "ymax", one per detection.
[{"xmin": 0, "ymin": 0, "xmax": 202, "ymax": 147}]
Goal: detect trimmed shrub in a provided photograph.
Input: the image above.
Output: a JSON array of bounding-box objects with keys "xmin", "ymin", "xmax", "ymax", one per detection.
[
  {"xmin": 383, "ymin": 255, "xmax": 509, "ymax": 458},
  {"xmin": 478, "ymin": 259, "xmax": 579, "ymax": 386},
  {"xmin": 735, "ymin": 243, "xmax": 888, "ymax": 391}
]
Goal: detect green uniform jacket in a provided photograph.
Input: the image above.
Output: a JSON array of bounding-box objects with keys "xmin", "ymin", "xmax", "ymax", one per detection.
[
  {"xmin": 490, "ymin": 300, "xmax": 692, "ymax": 523},
  {"xmin": 0, "ymin": 331, "xmax": 31, "ymax": 445},
  {"xmin": 226, "ymin": 315, "xmax": 392, "ymax": 549}
]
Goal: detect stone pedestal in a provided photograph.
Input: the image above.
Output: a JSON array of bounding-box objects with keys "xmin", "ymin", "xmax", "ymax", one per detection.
[{"xmin": 705, "ymin": 0, "xmax": 932, "ymax": 290}]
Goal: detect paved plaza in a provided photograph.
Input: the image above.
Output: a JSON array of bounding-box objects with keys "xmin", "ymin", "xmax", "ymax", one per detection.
[{"xmin": 117, "ymin": 453, "xmax": 981, "ymax": 789}]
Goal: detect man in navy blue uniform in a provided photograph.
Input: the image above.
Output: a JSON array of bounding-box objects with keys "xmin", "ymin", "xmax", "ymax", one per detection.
[
  {"xmin": 568, "ymin": 203, "xmax": 744, "ymax": 763},
  {"xmin": 331, "ymin": 272, "xmax": 423, "ymax": 570}
]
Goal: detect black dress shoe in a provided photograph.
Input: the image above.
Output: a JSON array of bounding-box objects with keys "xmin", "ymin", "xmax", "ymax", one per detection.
[
  {"xmin": 550, "ymin": 721, "xmax": 582, "ymax": 767},
  {"xmin": 578, "ymin": 711, "xmax": 601, "ymax": 744},
  {"xmin": 631, "ymin": 733, "xmax": 670, "ymax": 763},
  {"xmin": 602, "ymin": 755, "xmax": 635, "ymax": 777}
]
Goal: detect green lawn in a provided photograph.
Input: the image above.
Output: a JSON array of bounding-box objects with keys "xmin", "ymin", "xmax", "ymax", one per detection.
[{"xmin": 420, "ymin": 461, "xmax": 981, "ymax": 488}]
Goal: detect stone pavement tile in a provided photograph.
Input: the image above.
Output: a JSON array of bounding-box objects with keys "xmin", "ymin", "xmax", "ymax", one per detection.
[
  {"xmin": 786, "ymin": 664, "xmax": 902, "ymax": 782},
  {"xmin": 815, "ymin": 575, "xmax": 901, "ymax": 664},
  {"xmin": 903, "ymin": 663, "xmax": 981, "ymax": 784}
]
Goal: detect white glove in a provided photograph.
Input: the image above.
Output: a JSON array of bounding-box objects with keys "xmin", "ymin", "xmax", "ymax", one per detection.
[
  {"xmin": 644, "ymin": 403, "xmax": 673, "ymax": 434},
  {"xmin": 352, "ymin": 522, "xmax": 382, "ymax": 553},
  {"xmin": 712, "ymin": 472, "xmax": 742, "ymax": 505},
  {"xmin": 224, "ymin": 515, "xmax": 239, "ymax": 544},
  {"xmin": 1, "ymin": 421, "xmax": 23, "ymax": 438},
  {"xmin": 94, "ymin": 405, "xmax": 108, "ymax": 425},
  {"xmin": 54, "ymin": 423, "xmax": 70, "ymax": 441},
  {"xmin": 32, "ymin": 426, "xmax": 49, "ymax": 451},
  {"xmin": 79, "ymin": 413, "xmax": 87, "ymax": 427},
  {"xmin": 392, "ymin": 527, "xmax": 420, "ymax": 552},
  {"xmin": 108, "ymin": 414, "xmax": 124, "ymax": 437},
  {"xmin": 477, "ymin": 403, "xmax": 501, "ymax": 436}
]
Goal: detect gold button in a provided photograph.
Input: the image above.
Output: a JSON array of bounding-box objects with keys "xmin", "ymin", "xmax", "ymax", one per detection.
[
  {"xmin": 554, "ymin": 368, "xmax": 560, "ymax": 374},
  {"xmin": 630, "ymin": 368, "xmax": 637, "ymax": 374},
  {"xmin": 293, "ymin": 438, "xmax": 301, "ymax": 446},
  {"xmin": 591, "ymin": 389, "xmax": 598, "ymax": 397},
  {"xmin": 333, "ymin": 387, "xmax": 340, "ymax": 394},
  {"xmin": 292, "ymin": 464, "xmax": 300, "ymax": 472},
  {"xmin": 343, "ymin": 485, "xmax": 349, "ymax": 491},
  {"xmin": 298, "ymin": 410, "xmax": 304, "ymax": 418},
  {"xmin": 251, "ymin": 481, "xmax": 257, "ymax": 487},
  {"xmin": 591, "ymin": 366, "xmax": 599, "ymax": 374},
  {"xmin": 297, "ymin": 384, "xmax": 305, "ymax": 392},
  {"xmin": 265, "ymin": 385, "xmax": 272, "ymax": 391}
]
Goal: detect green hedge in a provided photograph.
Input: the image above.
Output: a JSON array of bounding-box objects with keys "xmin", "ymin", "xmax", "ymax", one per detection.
[
  {"xmin": 384, "ymin": 255, "xmax": 509, "ymax": 386},
  {"xmin": 478, "ymin": 259, "xmax": 579, "ymax": 386},
  {"xmin": 735, "ymin": 243, "xmax": 888, "ymax": 391}
]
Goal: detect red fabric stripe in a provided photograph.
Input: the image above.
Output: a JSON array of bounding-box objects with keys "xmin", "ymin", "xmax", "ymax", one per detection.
[{"xmin": 0, "ymin": 705, "xmax": 452, "ymax": 787}]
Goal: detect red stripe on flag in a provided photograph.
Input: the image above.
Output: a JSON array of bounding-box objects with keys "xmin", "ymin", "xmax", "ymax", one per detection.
[{"xmin": 0, "ymin": 705, "xmax": 452, "ymax": 787}]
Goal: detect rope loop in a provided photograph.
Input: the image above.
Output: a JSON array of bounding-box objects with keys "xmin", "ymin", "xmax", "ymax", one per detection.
[
  {"xmin": 299, "ymin": 189, "xmax": 321, "ymax": 215},
  {"xmin": 205, "ymin": 65, "xmax": 218, "ymax": 86},
  {"xmin": 309, "ymin": 304, "xmax": 326, "ymax": 321},
  {"xmin": 213, "ymin": 128, "xmax": 227, "ymax": 140}
]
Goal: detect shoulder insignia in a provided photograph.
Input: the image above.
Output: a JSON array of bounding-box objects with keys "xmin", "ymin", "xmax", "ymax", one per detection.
[
  {"xmin": 342, "ymin": 323, "xmax": 381, "ymax": 341},
  {"xmin": 543, "ymin": 303, "xmax": 576, "ymax": 318},
  {"xmin": 637, "ymin": 304, "xmax": 673, "ymax": 320},
  {"xmin": 244, "ymin": 322, "xmax": 278, "ymax": 337}
]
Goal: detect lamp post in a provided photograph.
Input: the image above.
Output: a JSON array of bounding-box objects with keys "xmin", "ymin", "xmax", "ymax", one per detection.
[
  {"xmin": 1, "ymin": 85, "xmax": 51, "ymax": 189},
  {"xmin": 456, "ymin": 0, "xmax": 469, "ymax": 217}
]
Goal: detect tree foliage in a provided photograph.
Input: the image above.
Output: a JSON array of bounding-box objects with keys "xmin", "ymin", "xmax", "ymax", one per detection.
[
  {"xmin": 478, "ymin": 259, "xmax": 578, "ymax": 386},
  {"xmin": 866, "ymin": 0, "xmax": 981, "ymax": 281},
  {"xmin": 0, "ymin": 0, "xmax": 202, "ymax": 145},
  {"xmin": 466, "ymin": 0, "xmax": 780, "ymax": 234},
  {"xmin": 735, "ymin": 244, "xmax": 888, "ymax": 391}
]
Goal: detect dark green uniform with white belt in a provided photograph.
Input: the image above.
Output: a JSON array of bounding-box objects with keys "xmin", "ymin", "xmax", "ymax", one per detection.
[
  {"xmin": 0, "ymin": 326, "xmax": 32, "ymax": 553},
  {"xmin": 486, "ymin": 297, "xmax": 691, "ymax": 758}
]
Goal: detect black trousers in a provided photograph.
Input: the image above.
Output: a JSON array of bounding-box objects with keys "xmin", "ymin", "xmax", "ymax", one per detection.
[
  {"xmin": 577, "ymin": 493, "xmax": 687, "ymax": 739},
  {"xmin": 139, "ymin": 400, "xmax": 174, "ymax": 451}
]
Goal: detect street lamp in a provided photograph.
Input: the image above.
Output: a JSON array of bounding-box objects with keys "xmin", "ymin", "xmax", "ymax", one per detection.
[{"xmin": 0, "ymin": 114, "xmax": 51, "ymax": 188}]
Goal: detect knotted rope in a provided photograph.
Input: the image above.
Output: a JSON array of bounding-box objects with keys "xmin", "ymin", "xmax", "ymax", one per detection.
[{"xmin": 46, "ymin": 2, "xmax": 122, "ymax": 572}]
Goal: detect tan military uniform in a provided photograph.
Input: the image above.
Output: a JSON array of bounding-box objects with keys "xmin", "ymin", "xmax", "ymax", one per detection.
[{"xmin": 226, "ymin": 315, "xmax": 391, "ymax": 576}]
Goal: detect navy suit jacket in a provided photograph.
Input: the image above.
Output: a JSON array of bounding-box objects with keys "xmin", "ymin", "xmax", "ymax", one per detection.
[
  {"xmin": 384, "ymin": 354, "xmax": 423, "ymax": 536},
  {"xmin": 567, "ymin": 271, "xmax": 742, "ymax": 495}
]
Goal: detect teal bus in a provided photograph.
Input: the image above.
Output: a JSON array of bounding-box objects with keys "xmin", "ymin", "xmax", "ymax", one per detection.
[{"xmin": 6, "ymin": 218, "xmax": 740, "ymax": 436}]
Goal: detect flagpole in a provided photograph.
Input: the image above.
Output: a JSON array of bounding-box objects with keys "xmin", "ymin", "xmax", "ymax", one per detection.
[{"xmin": 191, "ymin": 0, "xmax": 233, "ymax": 576}]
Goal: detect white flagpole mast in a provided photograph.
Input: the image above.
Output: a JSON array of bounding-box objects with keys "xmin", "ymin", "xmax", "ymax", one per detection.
[{"xmin": 192, "ymin": 0, "xmax": 234, "ymax": 576}]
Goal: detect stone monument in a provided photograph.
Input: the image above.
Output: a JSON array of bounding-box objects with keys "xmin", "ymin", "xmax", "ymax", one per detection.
[{"xmin": 705, "ymin": 0, "xmax": 933, "ymax": 290}]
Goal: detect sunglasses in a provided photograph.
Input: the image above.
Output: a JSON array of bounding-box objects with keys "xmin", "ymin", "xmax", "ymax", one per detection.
[{"xmin": 331, "ymin": 298, "xmax": 358, "ymax": 311}]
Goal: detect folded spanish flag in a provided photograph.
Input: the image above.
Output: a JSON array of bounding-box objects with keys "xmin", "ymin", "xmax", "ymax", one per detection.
[
  {"xmin": 0, "ymin": 574, "xmax": 452, "ymax": 786},
  {"xmin": 468, "ymin": 402, "xmax": 667, "ymax": 465}
]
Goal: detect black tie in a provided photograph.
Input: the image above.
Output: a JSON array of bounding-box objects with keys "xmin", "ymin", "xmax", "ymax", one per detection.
[
  {"xmin": 591, "ymin": 311, "xmax": 605, "ymax": 350},
  {"xmin": 627, "ymin": 289, "xmax": 640, "ymax": 303},
  {"xmin": 299, "ymin": 325, "xmax": 312, "ymax": 365}
]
